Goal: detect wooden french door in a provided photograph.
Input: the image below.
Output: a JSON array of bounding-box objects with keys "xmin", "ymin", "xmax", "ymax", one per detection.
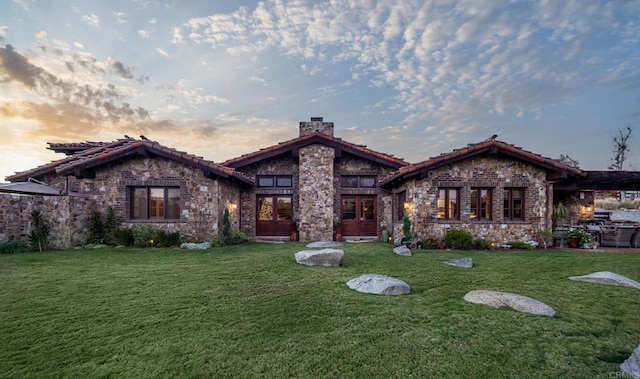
[
  {"xmin": 256, "ymin": 196, "xmax": 292, "ymax": 236},
  {"xmin": 341, "ymin": 196, "xmax": 377, "ymax": 236}
]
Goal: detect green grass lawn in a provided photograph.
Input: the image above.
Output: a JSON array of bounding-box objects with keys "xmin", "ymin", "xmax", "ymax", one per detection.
[{"xmin": 1, "ymin": 243, "xmax": 639, "ymax": 378}]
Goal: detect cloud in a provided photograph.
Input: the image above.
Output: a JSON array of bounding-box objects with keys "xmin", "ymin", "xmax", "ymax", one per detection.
[
  {"xmin": 113, "ymin": 12, "xmax": 127, "ymax": 24},
  {"xmin": 172, "ymin": 27, "xmax": 184, "ymax": 44},
  {"xmin": 179, "ymin": 0, "xmax": 640, "ymax": 133},
  {"xmin": 81, "ymin": 13, "xmax": 100, "ymax": 27},
  {"xmin": 0, "ymin": 44, "xmax": 150, "ymax": 127},
  {"xmin": 0, "ymin": 26, "xmax": 6, "ymax": 42},
  {"xmin": 34, "ymin": 30, "xmax": 47, "ymax": 39},
  {"xmin": 138, "ymin": 30, "xmax": 150, "ymax": 38}
]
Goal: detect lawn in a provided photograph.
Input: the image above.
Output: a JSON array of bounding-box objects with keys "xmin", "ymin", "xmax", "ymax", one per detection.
[{"xmin": 1, "ymin": 243, "xmax": 639, "ymax": 378}]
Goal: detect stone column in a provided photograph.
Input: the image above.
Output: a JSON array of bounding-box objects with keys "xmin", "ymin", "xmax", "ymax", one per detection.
[{"xmin": 298, "ymin": 144, "xmax": 334, "ymax": 241}]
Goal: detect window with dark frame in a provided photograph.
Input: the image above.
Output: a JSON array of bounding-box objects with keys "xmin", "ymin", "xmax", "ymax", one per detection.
[
  {"xmin": 471, "ymin": 188, "xmax": 492, "ymax": 221},
  {"xmin": 396, "ymin": 191, "xmax": 406, "ymax": 221},
  {"xmin": 130, "ymin": 186, "xmax": 180, "ymax": 220},
  {"xmin": 257, "ymin": 175, "xmax": 293, "ymax": 188},
  {"xmin": 437, "ymin": 188, "xmax": 459, "ymax": 220},
  {"xmin": 341, "ymin": 175, "xmax": 377, "ymax": 188},
  {"xmin": 503, "ymin": 188, "xmax": 524, "ymax": 221}
]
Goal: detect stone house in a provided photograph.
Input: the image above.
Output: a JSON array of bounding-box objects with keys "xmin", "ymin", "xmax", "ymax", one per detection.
[{"xmin": 2, "ymin": 117, "xmax": 590, "ymax": 248}]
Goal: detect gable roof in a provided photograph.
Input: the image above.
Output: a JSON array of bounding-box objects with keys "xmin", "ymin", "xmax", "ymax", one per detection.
[
  {"xmin": 47, "ymin": 141, "xmax": 111, "ymax": 155},
  {"xmin": 7, "ymin": 137, "xmax": 254, "ymax": 186},
  {"xmin": 223, "ymin": 132, "xmax": 409, "ymax": 169},
  {"xmin": 380, "ymin": 135, "xmax": 586, "ymax": 187}
]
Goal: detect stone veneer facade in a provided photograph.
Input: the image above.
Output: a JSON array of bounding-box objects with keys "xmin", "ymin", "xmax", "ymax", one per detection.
[
  {"xmin": 393, "ymin": 156, "xmax": 550, "ymax": 244},
  {"xmin": 298, "ymin": 144, "xmax": 335, "ymax": 241}
]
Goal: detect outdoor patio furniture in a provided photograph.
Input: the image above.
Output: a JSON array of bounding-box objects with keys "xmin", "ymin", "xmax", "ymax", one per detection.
[{"xmin": 600, "ymin": 225, "xmax": 636, "ymax": 248}]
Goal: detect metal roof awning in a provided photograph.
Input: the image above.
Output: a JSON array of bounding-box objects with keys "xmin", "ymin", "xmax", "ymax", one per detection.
[{"xmin": 0, "ymin": 178, "xmax": 86, "ymax": 197}]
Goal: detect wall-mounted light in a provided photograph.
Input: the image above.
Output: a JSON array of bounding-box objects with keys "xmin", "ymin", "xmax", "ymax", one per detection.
[{"xmin": 580, "ymin": 192, "xmax": 585, "ymax": 200}]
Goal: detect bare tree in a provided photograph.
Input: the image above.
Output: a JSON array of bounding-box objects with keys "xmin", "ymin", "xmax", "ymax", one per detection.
[
  {"xmin": 608, "ymin": 126, "xmax": 632, "ymax": 171},
  {"xmin": 558, "ymin": 154, "xmax": 580, "ymax": 168}
]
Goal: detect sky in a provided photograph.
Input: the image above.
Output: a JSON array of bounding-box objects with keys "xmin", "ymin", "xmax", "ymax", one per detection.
[{"xmin": 1, "ymin": 0, "xmax": 639, "ymax": 181}]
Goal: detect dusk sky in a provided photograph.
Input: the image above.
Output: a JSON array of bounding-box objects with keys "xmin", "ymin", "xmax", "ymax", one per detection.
[{"xmin": 1, "ymin": 0, "xmax": 639, "ymax": 181}]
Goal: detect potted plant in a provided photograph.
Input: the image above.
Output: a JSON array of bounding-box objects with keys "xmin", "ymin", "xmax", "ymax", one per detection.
[
  {"xmin": 567, "ymin": 229, "xmax": 591, "ymax": 248},
  {"xmin": 552, "ymin": 202, "xmax": 568, "ymax": 228}
]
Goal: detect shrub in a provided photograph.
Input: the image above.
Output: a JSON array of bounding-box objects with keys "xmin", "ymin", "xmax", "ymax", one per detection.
[
  {"xmin": 29, "ymin": 209, "xmax": 50, "ymax": 252},
  {"xmin": 132, "ymin": 225, "xmax": 158, "ymax": 247},
  {"xmin": 472, "ymin": 238, "xmax": 494, "ymax": 250},
  {"xmin": 420, "ymin": 237, "xmax": 441, "ymax": 249},
  {"xmin": 112, "ymin": 227, "xmax": 134, "ymax": 246},
  {"xmin": 232, "ymin": 231, "xmax": 248, "ymax": 244},
  {"xmin": 445, "ymin": 229, "xmax": 473, "ymax": 250},
  {"xmin": 156, "ymin": 230, "xmax": 181, "ymax": 247},
  {"xmin": 88, "ymin": 210, "xmax": 105, "ymax": 244},
  {"xmin": 0, "ymin": 240, "xmax": 27, "ymax": 254},
  {"xmin": 104, "ymin": 206, "xmax": 117, "ymax": 244},
  {"xmin": 402, "ymin": 214, "xmax": 412, "ymax": 241},
  {"xmin": 221, "ymin": 209, "xmax": 233, "ymax": 245}
]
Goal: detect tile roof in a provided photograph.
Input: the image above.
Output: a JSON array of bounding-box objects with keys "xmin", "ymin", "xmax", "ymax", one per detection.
[
  {"xmin": 380, "ymin": 135, "xmax": 586, "ymax": 186},
  {"xmin": 47, "ymin": 141, "xmax": 111, "ymax": 155},
  {"xmin": 7, "ymin": 137, "xmax": 254, "ymax": 185},
  {"xmin": 224, "ymin": 132, "xmax": 409, "ymax": 169}
]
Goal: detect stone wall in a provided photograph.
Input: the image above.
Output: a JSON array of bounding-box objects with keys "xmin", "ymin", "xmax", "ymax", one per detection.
[
  {"xmin": 0, "ymin": 193, "xmax": 93, "ymax": 249},
  {"xmin": 35, "ymin": 156, "xmax": 240, "ymax": 244},
  {"xmin": 299, "ymin": 117, "xmax": 334, "ymax": 137},
  {"xmin": 394, "ymin": 156, "xmax": 550, "ymax": 244},
  {"xmin": 299, "ymin": 144, "xmax": 334, "ymax": 241}
]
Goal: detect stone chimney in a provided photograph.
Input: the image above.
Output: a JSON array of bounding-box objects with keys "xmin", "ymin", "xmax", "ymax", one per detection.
[{"xmin": 299, "ymin": 117, "xmax": 334, "ymax": 137}]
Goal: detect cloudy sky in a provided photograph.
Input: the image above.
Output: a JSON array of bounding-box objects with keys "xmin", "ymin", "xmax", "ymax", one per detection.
[{"xmin": 1, "ymin": 0, "xmax": 639, "ymax": 181}]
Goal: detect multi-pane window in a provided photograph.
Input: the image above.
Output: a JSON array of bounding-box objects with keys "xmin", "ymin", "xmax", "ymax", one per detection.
[
  {"xmin": 341, "ymin": 176, "xmax": 376, "ymax": 188},
  {"xmin": 131, "ymin": 187, "xmax": 180, "ymax": 219},
  {"xmin": 437, "ymin": 188, "xmax": 459, "ymax": 220},
  {"xmin": 503, "ymin": 188, "xmax": 524, "ymax": 220},
  {"xmin": 257, "ymin": 175, "xmax": 293, "ymax": 188},
  {"xmin": 471, "ymin": 188, "xmax": 492, "ymax": 221}
]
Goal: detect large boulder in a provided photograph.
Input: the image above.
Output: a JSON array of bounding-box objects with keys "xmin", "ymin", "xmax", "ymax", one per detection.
[
  {"xmin": 295, "ymin": 248, "xmax": 344, "ymax": 267},
  {"xmin": 463, "ymin": 290, "xmax": 556, "ymax": 317},
  {"xmin": 568, "ymin": 271, "xmax": 640, "ymax": 289},
  {"xmin": 443, "ymin": 257, "xmax": 473, "ymax": 268},
  {"xmin": 621, "ymin": 344, "xmax": 640, "ymax": 379},
  {"xmin": 393, "ymin": 245, "xmax": 411, "ymax": 256},
  {"xmin": 346, "ymin": 274, "xmax": 410, "ymax": 295},
  {"xmin": 306, "ymin": 241, "xmax": 344, "ymax": 248}
]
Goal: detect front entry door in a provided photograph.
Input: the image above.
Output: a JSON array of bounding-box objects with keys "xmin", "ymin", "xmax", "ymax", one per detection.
[
  {"xmin": 256, "ymin": 196, "xmax": 292, "ymax": 236},
  {"xmin": 341, "ymin": 196, "xmax": 376, "ymax": 236}
]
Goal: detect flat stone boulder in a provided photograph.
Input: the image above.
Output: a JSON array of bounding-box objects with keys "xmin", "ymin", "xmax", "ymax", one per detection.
[
  {"xmin": 568, "ymin": 271, "xmax": 640, "ymax": 289},
  {"xmin": 463, "ymin": 290, "xmax": 556, "ymax": 317},
  {"xmin": 306, "ymin": 241, "xmax": 344, "ymax": 248},
  {"xmin": 346, "ymin": 274, "xmax": 410, "ymax": 295},
  {"xmin": 621, "ymin": 344, "xmax": 640, "ymax": 379},
  {"xmin": 295, "ymin": 248, "xmax": 343, "ymax": 267},
  {"xmin": 393, "ymin": 245, "xmax": 411, "ymax": 256},
  {"xmin": 443, "ymin": 257, "xmax": 473, "ymax": 268}
]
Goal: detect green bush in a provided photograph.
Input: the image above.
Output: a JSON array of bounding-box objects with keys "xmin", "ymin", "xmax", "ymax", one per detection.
[
  {"xmin": 156, "ymin": 230, "xmax": 181, "ymax": 247},
  {"xmin": 0, "ymin": 240, "xmax": 27, "ymax": 254},
  {"xmin": 29, "ymin": 209, "xmax": 50, "ymax": 252},
  {"xmin": 221, "ymin": 209, "xmax": 233, "ymax": 245},
  {"xmin": 132, "ymin": 225, "xmax": 158, "ymax": 248},
  {"xmin": 472, "ymin": 238, "xmax": 494, "ymax": 250},
  {"xmin": 112, "ymin": 227, "xmax": 134, "ymax": 246},
  {"xmin": 104, "ymin": 206, "xmax": 117, "ymax": 244},
  {"xmin": 232, "ymin": 231, "xmax": 248, "ymax": 244},
  {"xmin": 88, "ymin": 210, "xmax": 105, "ymax": 244},
  {"xmin": 445, "ymin": 229, "xmax": 473, "ymax": 250}
]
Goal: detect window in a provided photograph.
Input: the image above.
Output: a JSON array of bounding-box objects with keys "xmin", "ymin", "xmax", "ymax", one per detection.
[
  {"xmin": 471, "ymin": 188, "xmax": 492, "ymax": 221},
  {"xmin": 437, "ymin": 188, "xmax": 459, "ymax": 220},
  {"xmin": 396, "ymin": 191, "xmax": 406, "ymax": 221},
  {"xmin": 257, "ymin": 175, "xmax": 293, "ymax": 188},
  {"xmin": 130, "ymin": 187, "xmax": 180, "ymax": 219},
  {"xmin": 503, "ymin": 188, "xmax": 524, "ymax": 220},
  {"xmin": 341, "ymin": 175, "xmax": 376, "ymax": 188}
]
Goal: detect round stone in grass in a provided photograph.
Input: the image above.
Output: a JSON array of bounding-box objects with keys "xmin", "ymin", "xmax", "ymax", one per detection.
[
  {"xmin": 346, "ymin": 274, "xmax": 411, "ymax": 295},
  {"xmin": 295, "ymin": 248, "xmax": 344, "ymax": 266},
  {"xmin": 568, "ymin": 271, "xmax": 640, "ymax": 289},
  {"xmin": 463, "ymin": 290, "xmax": 556, "ymax": 317}
]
